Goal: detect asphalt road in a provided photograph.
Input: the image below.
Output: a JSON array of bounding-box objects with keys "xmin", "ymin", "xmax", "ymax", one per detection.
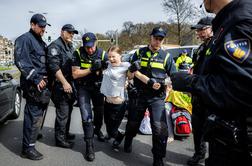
[{"xmin": 0, "ymin": 99, "xmax": 195, "ymax": 166}]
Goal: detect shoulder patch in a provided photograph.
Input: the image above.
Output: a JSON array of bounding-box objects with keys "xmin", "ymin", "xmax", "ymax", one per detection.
[
  {"xmin": 50, "ymin": 48, "xmax": 58, "ymax": 56},
  {"xmin": 224, "ymin": 39, "xmax": 251, "ymax": 63}
]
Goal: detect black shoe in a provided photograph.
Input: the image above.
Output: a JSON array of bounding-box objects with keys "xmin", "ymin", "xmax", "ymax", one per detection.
[
  {"xmin": 124, "ymin": 136, "xmax": 132, "ymax": 153},
  {"xmin": 21, "ymin": 148, "xmax": 43, "ymax": 160},
  {"xmin": 187, "ymin": 154, "xmax": 205, "ymax": 166},
  {"xmin": 37, "ymin": 133, "xmax": 43, "ymax": 140},
  {"xmin": 153, "ymin": 157, "xmax": 164, "ymax": 166},
  {"xmin": 112, "ymin": 132, "xmax": 125, "ymax": 149},
  {"xmin": 94, "ymin": 130, "xmax": 105, "ymax": 142},
  {"xmin": 56, "ymin": 140, "xmax": 74, "ymax": 149},
  {"xmin": 66, "ymin": 133, "xmax": 76, "ymax": 140}
]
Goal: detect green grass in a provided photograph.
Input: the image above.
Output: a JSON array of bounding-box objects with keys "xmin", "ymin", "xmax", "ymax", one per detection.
[{"xmin": 0, "ymin": 66, "xmax": 11, "ymax": 71}]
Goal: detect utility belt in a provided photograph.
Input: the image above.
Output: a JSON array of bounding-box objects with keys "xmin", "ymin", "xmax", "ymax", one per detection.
[
  {"xmin": 51, "ymin": 81, "xmax": 75, "ymax": 105},
  {"xmin": 204, "ymin": 114, "xmax": 252, "ymax": 154},
  {"xmin": 26, "ymin": 84, "xmax": 51, "ymax": 104},
  {"xmin": 76, "ymin": 80, "xmax": 102, "ymax": 89}
]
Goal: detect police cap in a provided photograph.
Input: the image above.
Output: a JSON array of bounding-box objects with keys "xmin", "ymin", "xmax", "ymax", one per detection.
[
  {"xmin": 62, "ymin": 24, "xmax": 78, "ymax": 34},
  {"xmin": 82, "ymin": 32, "xmax": 97, "ymax": 47},
  {"xmin": 30, "ymin": 13, "xmax": 51, "ymax": 27},
  {"xmin": 191, "ymin": 17, "xmax": 213, "ymax": 30},
  {"xmin": 150, "ymin": 27, "xmax": 167, "ymax": 38}
]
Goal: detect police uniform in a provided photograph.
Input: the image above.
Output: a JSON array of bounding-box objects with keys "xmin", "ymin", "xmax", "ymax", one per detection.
[
  {"xmin": 14, "ymin": 14, "xmax": 50, "ymax": 160},
  {"xmin": 171, "ymin": 1, "xmax": 252, "ymax": 165},
  {"xmin": 175, "ymin": 51, "xmax": 192, "ymax": 71},
  {"xmin": 47, "ymin": 24, "xmax": 78, "ymax": 148},
  {"xmin": 125, "ymin": 33, "xmax": 176, "ymax": 165}
]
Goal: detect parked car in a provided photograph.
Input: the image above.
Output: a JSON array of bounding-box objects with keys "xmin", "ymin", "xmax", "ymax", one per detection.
[
  {"xmin": 0, "ymin": 72, "xmax": 22, "ymax": 123},
  {"xmin": 165, "ymin": 45, "xmax": 199, "ymax": 61}
]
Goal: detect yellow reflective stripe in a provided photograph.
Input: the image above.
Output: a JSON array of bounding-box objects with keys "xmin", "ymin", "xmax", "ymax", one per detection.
[
  {"xmin": 150, "ymin": 62, "xmax": 164, "ymax": 69},
  {"xmin": 163, "ymin": 53, "xmax": 170, "ymax": 68},
  {"xmin": 140, "ymin": 61, "xmax": 148, "ymax": 67},
  {"xmin": 76, "ymin": 48, "xmax": 84, "ymax": 62},
  {"xmin": 136, "ymin": 49, "xmax": 140, "ymax": 57},
  {"xmin": 153, "ymin": 52, "xmax": 158, "ymax": 58},
  {"xmin": 206, "ymin": 48, "xmax": 211, "ymax": 56},
  {"xmin": 101, "ymin": 51, "xmax": 105, "ymax": 61},
  {"xmin": 141, "ymin": 57, "xmax": 149, "ymax": 61},
  {"xmin": 81, "ymin": 63, "xmax": 91, "ymax": 68},
  {"xmin": 146, "ymin": 51, "xmax": 151, "ymax": 58}
]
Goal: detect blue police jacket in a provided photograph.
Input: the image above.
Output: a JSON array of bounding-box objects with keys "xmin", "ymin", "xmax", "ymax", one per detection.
[
  {"xmin": 47, "ymin": 37, "xmax": 74, "ymax": 82},
  {"xmin": 131, "ymin": 46, "xmax": 176, "ymax": 92},
  {"xmin": 14, "ymin": 29, "xmax": 47, "ymax": 91},
  {"xmin": 185, "ymin": 0, "xmax": 252, "ymax": 116}
]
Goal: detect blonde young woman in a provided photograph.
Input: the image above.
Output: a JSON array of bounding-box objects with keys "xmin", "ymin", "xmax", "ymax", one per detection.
[{"xmin": 100, "ymin": 46, "xmax": 133, "ymax": 149}]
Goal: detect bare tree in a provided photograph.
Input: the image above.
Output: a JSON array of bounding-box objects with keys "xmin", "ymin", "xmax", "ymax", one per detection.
[
  {"xmin": 122, "ymin": 21, "xmax": 134, "ymax": 36},
  {"xmin": 162, "ymin": 0, "xmax": 200, "ymax": 45}
]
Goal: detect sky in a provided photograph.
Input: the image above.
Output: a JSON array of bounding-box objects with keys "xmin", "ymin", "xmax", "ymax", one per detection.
[{"xmin": 0, "ymin": 0, "xmax": 202, "ymax": 41}]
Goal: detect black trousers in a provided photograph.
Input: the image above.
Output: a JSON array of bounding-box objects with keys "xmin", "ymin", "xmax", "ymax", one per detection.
[
  {"xmin": 125, "ymin": 95, "xmax": 168, "ymax": 158},
  {"xmin": 104, "ymin": 101, "xmax": 126, "ymax": 138},
  {"xmin": 54, "ymin": 95, "xmax": 73, "ymax": 142},
  {"xmin": 22, "ymin": 100, "xmax": 47, "ymax": 151},
  {"xmin": 191, "ymin": 110, "xmax": 207, "ymax": 156}
]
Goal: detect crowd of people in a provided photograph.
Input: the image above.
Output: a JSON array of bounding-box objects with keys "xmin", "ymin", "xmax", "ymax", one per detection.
[{"xmin": 13, "ymin": 0, "xmax": 252, "ymax": 166}]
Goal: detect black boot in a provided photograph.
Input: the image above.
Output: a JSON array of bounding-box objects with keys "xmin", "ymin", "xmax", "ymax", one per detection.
[
  {"xmin": 112, "ymin": 132, "xmax": 125, "ymax": 149},
  {"xmin": 94, "ymin": 129, "xmax": 105, "ymax": 142},
  {"xmin": 21, "ymin": 148, "xmax": 43, "ymax": 160},
  {"xmin": 85, "ymin": 139, "xmax": 95, "ymax": 161},
  {"xmin": 124, "ymin": 136, "xmax": 133, "ymax": 153},
  {"xmin": 153, "ymin": 156, "xmax": 164, "ymax": 166},
  {"xmin": 66, "ymin": 132, "xmax": 76, "ymax": 140},
  {"xmin": 56, "ymin": 140, "xmax": 74, "ymax": 148},
  {"xmin": 187, "ymin": 153, "xmax": 205, "ymax": 166}
]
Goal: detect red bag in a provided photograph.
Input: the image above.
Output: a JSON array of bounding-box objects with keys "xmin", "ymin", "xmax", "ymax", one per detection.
[{"xmin": 171, "ymin": 106, "xmax": 192, "ymax": 137}]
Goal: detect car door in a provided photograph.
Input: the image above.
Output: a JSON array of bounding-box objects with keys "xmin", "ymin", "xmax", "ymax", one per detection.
[{"xmin": 0, "ymin": 73, "xmax": 13, "ymax": 119}]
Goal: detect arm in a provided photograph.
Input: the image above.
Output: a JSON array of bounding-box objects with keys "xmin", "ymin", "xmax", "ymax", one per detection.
[
  {"xmin": 72, "ymin": 66, "xmax": 91, "ymax": 79},
  {"xmin": 55, "ymin": 69, "xmax": 72, "ymax": 93},
  {"xmin": 14, "ymin": 35, "xmax": 44, "ymax": 86}
]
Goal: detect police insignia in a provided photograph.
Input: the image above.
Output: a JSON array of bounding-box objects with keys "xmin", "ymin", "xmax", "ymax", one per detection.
[
  {"xmin": 51, "ymin": 48, "xmax": 58, "ymax": 56},
  {"xmin": 224, "ymin": 39, "xmax": 251, "ymax": 63}
]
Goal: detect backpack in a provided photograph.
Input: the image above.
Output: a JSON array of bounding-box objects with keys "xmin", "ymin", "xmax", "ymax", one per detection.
[{"xmin": 170, "ymin": 105, "xmax": 192, "ymax": 137}]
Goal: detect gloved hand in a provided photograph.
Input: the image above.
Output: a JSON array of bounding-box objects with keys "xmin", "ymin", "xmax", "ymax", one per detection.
[
  {"xmin": 90, "ymin": 59, "xmax": 102, "ymax": 72},
  {"xmin": 147, "ymin": 78, "xmax": 157, "ymax": 88},
  {"xmin": 170, "ymin": 71, "xmax": 196, "ymax": 92},
  {"xmin": 102, "ymin": 60, "xmax": 109, "ymax": 70},
  {"xmin": 128, "ymin": 61, "xmax": 141, "ymax": 73}
]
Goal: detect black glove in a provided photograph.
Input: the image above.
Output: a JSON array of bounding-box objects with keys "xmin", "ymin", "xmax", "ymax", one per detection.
[
  {"xmin": 102, "ymin": 61, "xmax": 109, "ymax": 70},
  {"xmin": 147, "ymin": 78, "xmax": 157, "ymax": 88},
  {"xmin": 128, "ymin": 61, "xmax": 141, "ymax": 72},
  {"xmin": 170, "ymin": 71, "xmax": 196, "ymax": 92},
  {"xmin": 90, "ymin": 59, "xmax": 102, "ymax": 72}
]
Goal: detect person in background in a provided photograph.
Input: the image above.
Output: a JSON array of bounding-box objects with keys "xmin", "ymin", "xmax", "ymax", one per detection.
[
  {"xmin": 14, "ymin": 13, "xmax": 51, "ymax": 160},
  {"xmin": 47, "ymin": 24, "xmax": 78, "ymax": 149},
  {"xmin": 175, "ymin": 49, "xmax": 192, "ymax": 71}
]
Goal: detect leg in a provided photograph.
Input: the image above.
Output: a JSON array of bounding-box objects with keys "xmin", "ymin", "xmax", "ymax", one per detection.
[
  {"xmin": 124, "ymin": 97, "xmax": 146, "ymax": 153},
  {"xmin": 65, "ymin": 103, "xmax": 75, "ymax": 140},
  {"xmin": 148, "ymin": 99, "xmax": 168, "ymax": 166},
  {"xmin": 91, "ymin": 91, "xmax": 105, "ymax": 142},
  {"xmin": 54, "ymin": 99, "xmax": 73, "ymax": 148},
  {"xmin": 78, "ymin": 87, "xmax": 95, "ymax": 161},
  {"xmin": 22, "ymin": 101, "xmax": 46, "ymax": 160}
]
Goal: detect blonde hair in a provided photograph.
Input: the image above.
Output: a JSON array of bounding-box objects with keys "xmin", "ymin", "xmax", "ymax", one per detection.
[{"xmin": 107, "ymin": 45, "xmax": 122, "ymax": 55}]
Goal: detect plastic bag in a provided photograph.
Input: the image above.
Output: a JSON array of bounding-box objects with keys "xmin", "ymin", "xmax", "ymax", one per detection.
[{"xmin": 139, "ymin": 110, "xmax": 152, "ymax": 135}]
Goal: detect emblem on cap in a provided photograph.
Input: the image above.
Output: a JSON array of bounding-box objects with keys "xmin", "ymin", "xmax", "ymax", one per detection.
[
  {"xmin": 224, "ymin": 39, "xmax": 251, "ymax": 63},
  {"xmin": 85, "ymin": 37, "xmax": 90, "ymax": 41},
  {"xmin": 159, "ymin": 27, "xmax": 164, "ymax": 32}
]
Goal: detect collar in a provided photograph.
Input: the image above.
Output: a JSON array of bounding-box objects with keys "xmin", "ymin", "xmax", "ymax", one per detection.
[{"xmin": 29, "ymin": 29, "xmax": 44, "ymax": 43}]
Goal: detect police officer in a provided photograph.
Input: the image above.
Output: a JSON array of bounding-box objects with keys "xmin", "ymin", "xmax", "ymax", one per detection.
[
  {"xmin": 171, "ymin": 0, "xmax": 252, "ymax": 165},
  {"xmin": 47, "ymin": 24, "xmax": 78, "ymax": 148},
  {"xmin": 124, "ymin": 27, "xmax": 176, "ymax": 166},
  {"xmin": 72, "ymin": 32, "xmax": 108, "ymax": 161},
  {"xmin": 175, "ymin": 49, "xmax": 192, "ymax": 71},
  {"xmin": 187, "ymin": 16, "xmax": 213, "ymax": 166},
  {"xmin": 14, "ymin": 13, "xmax": 51, "ymax": 160}
]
